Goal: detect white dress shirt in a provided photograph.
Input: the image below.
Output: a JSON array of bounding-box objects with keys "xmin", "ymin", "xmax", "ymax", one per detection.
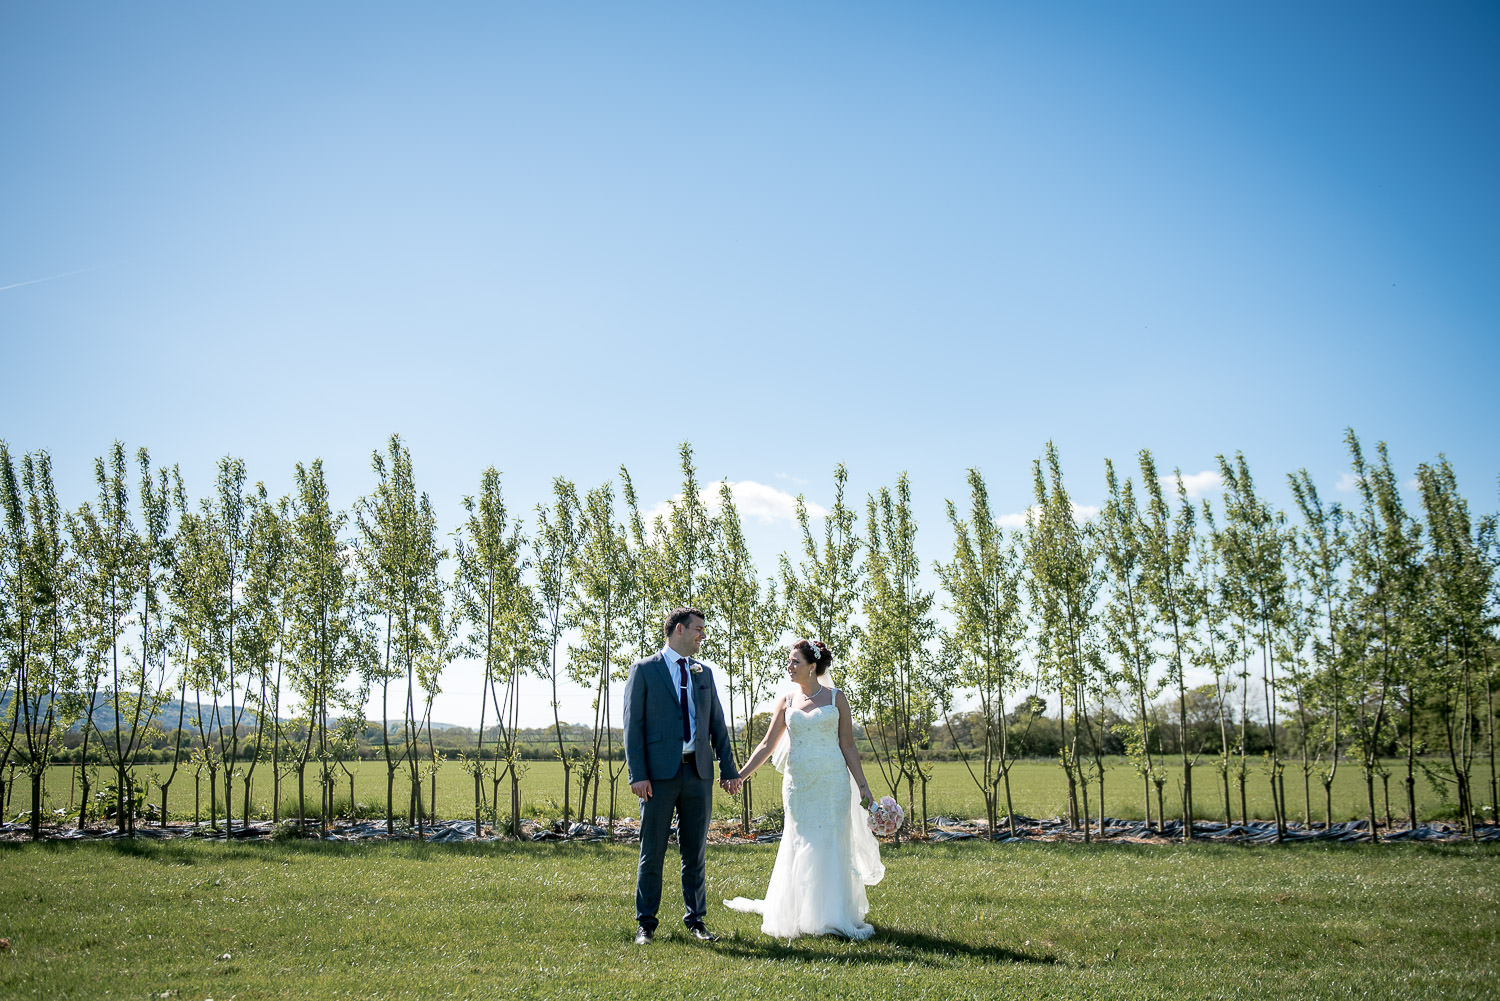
[{"xmin": 662, "ymin": 645, "xmax": 698, "ymax": 754}]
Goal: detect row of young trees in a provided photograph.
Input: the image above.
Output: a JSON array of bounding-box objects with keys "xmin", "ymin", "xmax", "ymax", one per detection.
[
  {"xmin": 2, "ymin": 431, "xmax": 1496, "ymax": 843},
  {"xmin": 922, "ymin": 434, "xmax": 1498, "ymax": 844}
]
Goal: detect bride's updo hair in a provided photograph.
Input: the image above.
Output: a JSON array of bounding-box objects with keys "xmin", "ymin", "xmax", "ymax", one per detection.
[{"xmin": 795, "ymin": 638, "xmax": 832, "ymax": 675}]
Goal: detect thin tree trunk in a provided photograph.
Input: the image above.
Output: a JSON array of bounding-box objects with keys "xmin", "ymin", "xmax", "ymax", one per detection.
[
  {"xmin": 510, "ymin": 768, "xmax": 521, "ymax": 840},
  {"xmin": 1406, "ymin": 697, "xmax": 1419, "ymax": 830},
  {"xmin": 1002, "ymin": 764, "xmax": 1016, "ymax": 838},
  {"xmin": 1486, "ymin": 660, "xmax": 1497, "ymax": 822},
  {"xmin": 30, "ymin": 771, "xmax": 43, "ymax": 842},
  {"xmin": 208, "ymin": 768, "xmax": 218, "ymax": 832},
  {"xmin": 1078, "ymin": 761, "xmax": 1092, "ymax": 844}
]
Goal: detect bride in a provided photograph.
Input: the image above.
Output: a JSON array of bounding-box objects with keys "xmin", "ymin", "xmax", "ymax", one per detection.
[{"xmin": 724, "ymin": 639, "xmax": 885, "ymax": 939}]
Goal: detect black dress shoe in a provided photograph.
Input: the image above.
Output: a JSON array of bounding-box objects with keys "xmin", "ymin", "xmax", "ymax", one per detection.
[
  {"xmin": 685, "ymin": 920, "xmax": 719, "ymax": 942},
  {"xmin": 634, "ymin": 925, "xmax": 653, "ymax": 945}
]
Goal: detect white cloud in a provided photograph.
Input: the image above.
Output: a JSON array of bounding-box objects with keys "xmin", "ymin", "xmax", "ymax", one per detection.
[
  {"xmin": 644, "ymin": 480, "xmax": 826, "ymax": 528},
  {"xmin": 1404, "ymin": 477, "xmax": 1420, "ymax": 491},
  {"xmin": 997, "ymin": 503, "xmax": 1100, "ymax": 530},
  {"xmin": 1336, "ymin": 472, "xmax": 1362, "ymax": 492},
  {"xmin": 1167, "ymin": 470, "xmax": 1222, "ymax": 499},
  {"xmin": 997, "ymin": 509, "xmax": 1032, "ymax": 530}
]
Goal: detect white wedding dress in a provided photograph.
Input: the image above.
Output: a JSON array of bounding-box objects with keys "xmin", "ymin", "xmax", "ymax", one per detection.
[{"xmin": 725, "ymin": 689, "xmax": 884, "ymax": 939}]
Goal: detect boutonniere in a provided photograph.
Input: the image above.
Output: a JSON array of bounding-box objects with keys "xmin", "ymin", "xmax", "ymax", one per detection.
[{"xmin": 689, "ymin": 663, "xmax": 703, "ymax": 676}]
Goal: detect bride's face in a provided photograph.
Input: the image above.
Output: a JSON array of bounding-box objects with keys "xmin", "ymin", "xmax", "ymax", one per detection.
[{"xmin": 786, "ymin": 649, "xmax": 815, "ymax": 684}]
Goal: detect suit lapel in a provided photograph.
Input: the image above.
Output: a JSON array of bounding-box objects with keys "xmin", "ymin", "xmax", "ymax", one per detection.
[{"xmin": 656, "ymin": 652, "xmax": 677, "ymax": 701}]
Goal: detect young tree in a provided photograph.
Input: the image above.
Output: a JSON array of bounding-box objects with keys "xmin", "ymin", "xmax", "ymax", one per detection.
[
  {"xmin": 568, "ymin": 481, "xmax": 632, "ymax": 828},
  {"xmin": 1217, "ymin": 452, "xmax": 1289, "ymax": 839},
  {"xmin": 153, "ymin": 588, "xmax": 193, "ymax": 829},
  {"xmin": 1288, "ymin": 468, "xmax": 1349, "ymax": 828},
  {"xmin": 357, "ymin": 435, "xmax": 445, "ymax": 834},
  {"xmin": 70, "ymin": 443, "xmax": 147, "ymax": 834},
  {"xmin": 1026, "ymin": 444, "xmax": 1103, "ymax": 840},
  {"xmin": 1098, "ymin": 460, "xmax": 1161, "ymax": 832},
  {"xmin": 1, "ymin": 446, "xmax": 84, "ymax": 840},
  {"xmin": 289, "ymin": 459, "xmax": 367, "ymax": 835},
  {"xmin": 1139, "ymin": 454, "xmax": 1198, "ymax": 840},
  {"xmin": 857, "ymin": 473, "xmax": 938, "ymax": 834},
  {"xmin": 240, "ymin": 485, "xmax": 292, "ymax": 824},
  {"xmin": 1342, "ymin": 430, "xmax": 1419, "ymax": 842},
  {"xmin": 167, "ymin": 476, "xmax": 229, "ymax": 831},
  {"xmin": 416, "ymin": 617, "xmax": 454, "ymax": 827},
  {"xmin": 533, "ymin": 477, "xmax": 581, "ymax": 825},
  {"xmin": 934, "ymin": 467, "xmax": 1029, "ymax": 837},
  {"xmin": 703, "ymin": 480, "xmax": 774, "ymax": 835},
  {"xmin": 453, "ymin": 466, "xmax": 536, "ymax": 836},
  {"xmin": 208, "ymin": 457, "xmax": 250, "ymax": 834},
  {"xmin": 1277, "ymin": 542, "xmax": 1319, "ymax": 827},
  {"xmin": 1191, "ymin": 499, "xmax": 1238, "ymax": 825},
  {"xmin": 169, "ymin": 457, "xmax": 250, "ymax": 834},
  {"xmin": 124, "ymin": 448, "xmax": 177, "ymax": 833},
  {"xmin": 1417, "ymin": 455, "xmax": 1493, "ymax": 838},
  {"xmin": 735, "ymin": 580, "xmax": 787, "ymax": 832}
]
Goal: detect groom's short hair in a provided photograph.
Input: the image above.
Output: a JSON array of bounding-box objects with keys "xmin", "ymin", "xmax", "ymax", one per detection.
[{"xmin": 664, "ymin": 607, "xmax": 705, "ymax": 637}]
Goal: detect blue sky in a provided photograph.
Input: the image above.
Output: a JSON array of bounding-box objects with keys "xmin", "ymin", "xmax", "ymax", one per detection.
[{"xmin": 3, "ymin": 2, "xmax": 1497, "ymax": 726}]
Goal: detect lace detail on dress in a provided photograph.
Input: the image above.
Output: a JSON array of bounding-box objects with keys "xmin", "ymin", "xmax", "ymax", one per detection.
[{"xmin": 725, "ymin": 691, "xmax": 883, "ymax": 939}]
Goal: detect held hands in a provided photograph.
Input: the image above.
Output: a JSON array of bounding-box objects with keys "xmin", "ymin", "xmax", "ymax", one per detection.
[
  {"xmin": 720, "ymin": 777, "xmax": 744, "ymax": 796},
  {"xmin": 630, "ymin": 779, "xmax": 653, "ymax": 802}
]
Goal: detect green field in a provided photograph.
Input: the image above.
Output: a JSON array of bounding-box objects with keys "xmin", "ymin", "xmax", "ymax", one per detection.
[
  {"xmin": 1, "ymin": 838, "xmax": 1496, "ymax": 1000},
  {"xmin": 19, "ymin": 755, "xmax": 1485, "ymax": 828}
]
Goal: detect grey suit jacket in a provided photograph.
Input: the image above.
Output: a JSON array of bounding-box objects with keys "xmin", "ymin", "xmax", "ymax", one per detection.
[{"xmin": 622, "ymin": 652, "xmax": 739, "ymax": 784}]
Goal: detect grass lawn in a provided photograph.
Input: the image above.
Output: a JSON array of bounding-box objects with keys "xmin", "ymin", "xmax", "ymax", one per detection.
[
  {"xmin": 1, "ymin": 838, "xmax": 1496, "ymax": 1000},
  {"xmin": 29, "ymin": 755, "xmax": 1480, "ymax": 828}
]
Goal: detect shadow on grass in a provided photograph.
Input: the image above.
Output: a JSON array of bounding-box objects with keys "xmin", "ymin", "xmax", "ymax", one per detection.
[{"xmin": 712, "ymin": 925, "xmax": 1060, "ymax": 967}]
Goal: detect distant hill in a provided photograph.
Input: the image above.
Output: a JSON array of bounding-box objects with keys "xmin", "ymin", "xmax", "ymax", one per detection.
[
  {"xmin": 0, "ymin": 691, "xmax": 257, "ymax": 732},
  {"xmin": 0, "ymin": 691, "xmax": 466, "ymax": 733}
]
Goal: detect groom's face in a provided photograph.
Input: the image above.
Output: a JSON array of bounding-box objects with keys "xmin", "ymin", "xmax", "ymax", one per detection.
[{"xmin": 674, "ymin": 615, "xmax": 706, "ymax": 655}]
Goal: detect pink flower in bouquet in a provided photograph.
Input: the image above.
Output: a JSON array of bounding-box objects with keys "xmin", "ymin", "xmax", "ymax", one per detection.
[{"xmin": 867, "ymin": 795, "xmax": 904, "ymax": 837}]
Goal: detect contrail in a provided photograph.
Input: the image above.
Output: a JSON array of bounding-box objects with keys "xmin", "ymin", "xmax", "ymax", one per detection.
[{"xmin": 0, "ymin": 267, "xmax": 96, "ymax": 292}]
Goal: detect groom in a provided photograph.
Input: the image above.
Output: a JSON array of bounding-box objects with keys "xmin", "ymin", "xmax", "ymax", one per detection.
[{"xmin": 623, "ymin": 607, "xmax": 739, "ymax": 944}]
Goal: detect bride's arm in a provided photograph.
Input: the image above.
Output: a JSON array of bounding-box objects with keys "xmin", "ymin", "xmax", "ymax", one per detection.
[
  {"xmin": 734, "ymin": 696, "xmax": 789, "ymax": 783},
  {"xmin": 834, "ymin": 690, "xmax": 874, "ymax": 806}
]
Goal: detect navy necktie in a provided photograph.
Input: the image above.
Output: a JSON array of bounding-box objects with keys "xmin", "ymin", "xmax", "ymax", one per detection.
[{"xmin": 677, "ymin": 658, "xmax": 691, "ymax": 743}]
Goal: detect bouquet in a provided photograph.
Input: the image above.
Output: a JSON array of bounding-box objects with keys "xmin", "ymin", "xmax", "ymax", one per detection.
[{"xmin": 867, "ymin": 795, "xmax": 904, "ymax": 837}]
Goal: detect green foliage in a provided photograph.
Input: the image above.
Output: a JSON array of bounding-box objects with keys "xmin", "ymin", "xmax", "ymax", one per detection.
[
  {"xmin": 3, "ymin": 429, "xmax": 1498, "ymax": 852},
  {"xmin": 856, "ymin": 472, "xmax": 939, "ymax": 832},
  {"xmin": 453, "ymin": 465, "xmax": 537, "ymax": 835},
  {"xmin": 1026, "ymin": 442, "xmax": 1106, "ymax": 837},
  {"xmin": 934, "ymin": 467, "xmax": 1028, "ymax": 834}
]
